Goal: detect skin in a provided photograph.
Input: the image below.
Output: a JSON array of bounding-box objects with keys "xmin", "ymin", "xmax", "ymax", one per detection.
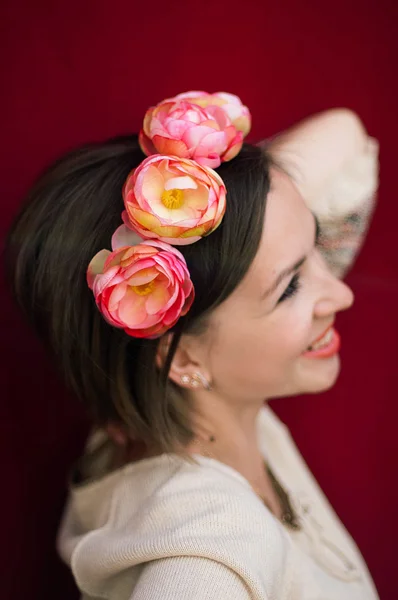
[
  {"xmin": 110, "ymin": 109, "xmax": 366, "ymax": 514},
  {"xmin": 168, "ymin": 166, "xmax": 354, "ymax": 511}
]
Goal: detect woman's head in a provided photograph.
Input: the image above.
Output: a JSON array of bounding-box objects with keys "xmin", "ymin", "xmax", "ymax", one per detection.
[
  {"xmin": 173, "ymin": 167, "xmax": 354, "ymax": 416},
  {"xmin": 5, "ymin": 134, "xmax": 275, "ymax": 453}
]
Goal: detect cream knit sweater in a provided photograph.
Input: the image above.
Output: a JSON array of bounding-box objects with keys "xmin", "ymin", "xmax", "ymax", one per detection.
[
  {"xmin": 58, "ymin": 111, "xmax": 380, "ymax": 599},
  {"xmin": 58, "ymin": 406, "xmax": 379, "ymax": 600}
]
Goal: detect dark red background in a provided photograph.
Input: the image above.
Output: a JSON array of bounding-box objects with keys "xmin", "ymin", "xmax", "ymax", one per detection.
[{"xmin": 1, "ymin": 1, "xmax": 397, "ymax": 598}]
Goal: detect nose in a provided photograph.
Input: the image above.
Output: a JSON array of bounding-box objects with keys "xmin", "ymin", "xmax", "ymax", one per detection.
[{"xmin": 313, "ymin": 252, "xmax": 355, "ymax": 319}]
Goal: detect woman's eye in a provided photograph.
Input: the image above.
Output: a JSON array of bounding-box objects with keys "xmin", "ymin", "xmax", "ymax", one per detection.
[{"xmin": 277, "ymin": 272, "xmax": 301, "ymax": 304}]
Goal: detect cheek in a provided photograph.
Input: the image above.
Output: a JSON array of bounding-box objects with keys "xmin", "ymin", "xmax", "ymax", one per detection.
[
  {"xmin": 210, "ymin": 300, "xmax": 313, "ymax": 381},
  {"xmin": 276, "ymin": 304, "xmax": 313, "ymax": 357},
  {"xmin": 255, "ymin": 294, "xmax": 314, "ymax": 364}
]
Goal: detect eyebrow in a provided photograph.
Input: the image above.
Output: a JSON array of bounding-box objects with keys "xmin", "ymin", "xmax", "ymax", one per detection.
[{"xmin": 261, "ymin": 212, "xmax": 321, "ymax": 300}]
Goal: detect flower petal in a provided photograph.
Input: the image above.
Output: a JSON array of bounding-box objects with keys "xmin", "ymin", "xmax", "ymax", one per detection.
[
  {"xmin": 87, "ymin": 250, "xmax": 111, "ymax": 289},
  {"xmin": 152, "ymin": 136, "xmax": 190, "ymax": 158},
  {"xmin": 194, "ymin": 155, "xmax": 221, "ymax": 168},
  {"xmin": 181, "ymin": 185, "xmax": 210, "ymax": 211},
  {"xmin": 165, "ymin": 118, "xmax": 191, "ymax": 139},
  {"xmin": 139, "ymin": 130, "xmax": 157, "ymax": 156},
  {"xmin": 223, "ymin": 139, "xmax": 243, "ymax": 162},
  {"xmin": 129, "ymin": 207, "xmax": 164, "ymax": 232},
  {"xmin": 117, "ymin": 289, "xmax": 148, "ymax": 326},
  {"xmin": 111, "ymin": 224, "xmax": 144, "ymax": 250},
  {"xmin": 108, "ymin": 282, "xmax": 128, "ymax": 312},
  {"xmin": 93, "ymin": 266, "xmax": 123, "ymax": 297},
  {"xmin": 183, "ymin": 125, "xmax": 217, "ymax": 150},
  {"xmin": 140, "ymin": 164, "xmax": 165, "ymax": 206},
  {"xmin": 127, "ymin": 267, "xmax": 158, "ymax": 286},
  {"xmin": 164, "ymin": 175, "xmax": 197, "ymax": 191},
  {"xmin": 232, "ymin": 114, "xmax": 251, "ymax": 136},
  {"xmin": 145, "ymin": 283, "xmax": 170, "ymax": 314},
  {"xmin": 142, "ymin": 107, "xmax": 155, "ymax": 137}
]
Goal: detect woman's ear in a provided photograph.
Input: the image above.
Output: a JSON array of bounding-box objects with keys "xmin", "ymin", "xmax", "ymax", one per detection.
[{"xmin": 156, "ymin": 334, "xmax": 212, "ymax": 391}]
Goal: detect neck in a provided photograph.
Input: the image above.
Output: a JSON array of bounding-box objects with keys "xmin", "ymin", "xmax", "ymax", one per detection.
[{"xmin": 185, "ymin": 389, "xmax": 267, "ymax": 477}]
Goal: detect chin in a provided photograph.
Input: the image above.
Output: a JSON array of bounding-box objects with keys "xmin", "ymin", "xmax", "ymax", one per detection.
[{"xmin": 299, "ymin": 353, "xmax": 341, "ymax": 395}]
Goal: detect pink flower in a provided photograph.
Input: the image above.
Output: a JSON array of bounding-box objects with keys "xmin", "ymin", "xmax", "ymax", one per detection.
[
  {"xmin": 87, "ymin": 225, "xmax": 194, "ymax": 338},
  {"xmin": 139, "ymin": 91, "xmax": 251, "ymax": 168},
  {"xmin": 174, "ymin": 91, "xmax": 252, "ymax": 137},
  {"xmin": 122, "ymin": 154, "xmax": 226, "ymax": 245}
]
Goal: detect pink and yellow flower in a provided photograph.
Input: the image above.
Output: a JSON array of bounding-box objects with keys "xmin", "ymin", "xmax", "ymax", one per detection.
[
  {"xmin": 123, "ymin": 154, "xmax": 226, "ymax": 245},
  {"xmin": 87, "ymin": 225, "xmax": 194, "ymax": 338},
  {"xmin": 139, "ymin": 90, "xmax": 251, "ymax": 168},
  {"xmin": 173, "ymin": 91, "xmax": 252, "ymax": 137}
]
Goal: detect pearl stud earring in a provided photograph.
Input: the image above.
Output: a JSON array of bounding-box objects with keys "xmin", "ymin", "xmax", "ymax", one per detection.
[
  {"xmin": 192, "ymin": 372, "xmax": 211, "ymax": 390},
  {"xmin": 180, "ymin": 372, "xmax": 212, "ymax": 390}
]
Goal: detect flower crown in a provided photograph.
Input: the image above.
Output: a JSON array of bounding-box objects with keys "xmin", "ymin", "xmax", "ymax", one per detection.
[{"xmin": 87, "ymin": 91, "xmax": 251, "ymax": 338}]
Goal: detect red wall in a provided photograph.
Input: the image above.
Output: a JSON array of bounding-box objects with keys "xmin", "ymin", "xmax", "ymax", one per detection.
[{"xmin": 1, "ymin": 1, "xmax": 397, "ymax": 598}]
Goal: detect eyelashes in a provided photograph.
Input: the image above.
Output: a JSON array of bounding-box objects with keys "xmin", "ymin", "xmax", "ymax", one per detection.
[
  {"xmin": 277, "ymin": 224, "xmax": 324, "ymax": 305},
  {"xmin": 277, "ymin": 272, "xmax": 302, "ymax": 304}
]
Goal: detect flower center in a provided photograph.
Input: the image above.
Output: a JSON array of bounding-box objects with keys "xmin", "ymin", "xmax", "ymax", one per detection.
[
  {"xmin": 161, "ymin": 188, "xmax": 184, "ymax": 209},
  {"xmin": 132, "ymin": 281, "xmax": 155, "ymax": 296}
]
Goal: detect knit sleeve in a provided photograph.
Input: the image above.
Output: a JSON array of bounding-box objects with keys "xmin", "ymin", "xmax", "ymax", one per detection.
[
  {"xmin": 263, "ymin": 109, "xmax": 379, "ymax": 279},
  {"xmin": 130, "ymin": 556, "xmax": 254, "ymax": 600}
]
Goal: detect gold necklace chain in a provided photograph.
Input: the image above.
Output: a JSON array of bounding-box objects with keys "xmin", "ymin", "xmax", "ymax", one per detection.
[
  {"xmin": 258, "ymin": 463, "xmax": 301, "ymax": 531},
  {"xmin": 192, "ymin": 430, "xmax": 301, "ymax": 530}
]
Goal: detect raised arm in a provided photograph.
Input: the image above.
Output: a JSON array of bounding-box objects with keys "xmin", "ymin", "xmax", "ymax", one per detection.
[{"xmin": 262, "ymin": 109, "xmax": 379, "ymax": 278}]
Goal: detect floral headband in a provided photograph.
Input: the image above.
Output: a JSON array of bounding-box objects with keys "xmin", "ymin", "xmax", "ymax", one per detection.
[{"xmin": 87, "ymin": 91, "xmax": 252, "ymax": 338}]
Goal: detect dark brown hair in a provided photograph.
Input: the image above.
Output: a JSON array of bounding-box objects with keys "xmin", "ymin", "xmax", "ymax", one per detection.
[{"xmin": 5, "ymin": 134, "xmax": 272, "ymax": 454}]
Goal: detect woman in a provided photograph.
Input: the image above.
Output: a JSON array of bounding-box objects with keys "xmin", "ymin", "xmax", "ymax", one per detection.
[{"xmin": 6, "ymin": 91, "xmax": 379, "ymax": 599}]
